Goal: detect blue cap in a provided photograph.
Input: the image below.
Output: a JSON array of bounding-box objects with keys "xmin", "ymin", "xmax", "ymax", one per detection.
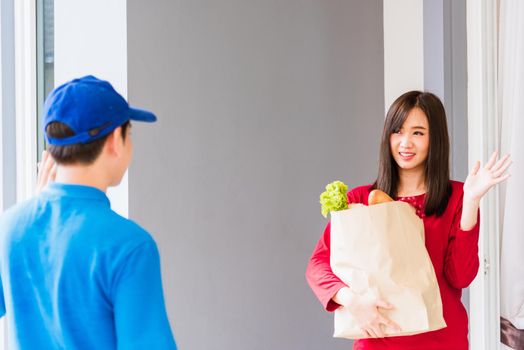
[{"xmin": 44, "ymin": 75, "xmax": 156, "ymax": 146}]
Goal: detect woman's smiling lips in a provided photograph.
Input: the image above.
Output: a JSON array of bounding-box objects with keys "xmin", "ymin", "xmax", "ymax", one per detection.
[{"xmin": 399, "ymin": 152, "xmax": 416, "ymax": 161}]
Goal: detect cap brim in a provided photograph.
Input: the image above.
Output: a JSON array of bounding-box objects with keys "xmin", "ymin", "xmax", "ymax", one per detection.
[{"xmin": 128, "ymin": 107, "xmax": 157, "ymax": 122}]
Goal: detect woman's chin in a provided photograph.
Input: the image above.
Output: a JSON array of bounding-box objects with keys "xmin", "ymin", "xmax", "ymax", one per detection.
[{"xmin": 396, "ymin": 160, "xmax": 424, "ymax": 171}]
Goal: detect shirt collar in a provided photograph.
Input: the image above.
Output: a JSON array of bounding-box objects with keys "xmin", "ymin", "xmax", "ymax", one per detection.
[{"xmin": 42, "ymin": 182, "xmax": 110, "ymax": 206}]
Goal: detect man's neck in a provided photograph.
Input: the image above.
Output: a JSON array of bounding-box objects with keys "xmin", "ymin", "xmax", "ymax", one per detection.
[{"xmin": 54, "ymin": 164, "xmax": 109, "ymax": 193}]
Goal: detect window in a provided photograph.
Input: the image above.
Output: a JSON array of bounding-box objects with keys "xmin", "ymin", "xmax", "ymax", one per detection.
[{"xmin": 37, "ymin": 0, "xmax": 54, "ymax": 160}]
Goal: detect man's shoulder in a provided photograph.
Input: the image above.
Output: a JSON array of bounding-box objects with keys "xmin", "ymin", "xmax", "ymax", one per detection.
[
  {"xmin": 102, "ymin": 210, "xmax": 155, "ymax": 245},
  {"xmin": 0, "ymin": 197, "xmax": 39, "ymax": 228},
  {"xmin": 107, "ymin": 206, "xmax": 148, "ymax": 230}
]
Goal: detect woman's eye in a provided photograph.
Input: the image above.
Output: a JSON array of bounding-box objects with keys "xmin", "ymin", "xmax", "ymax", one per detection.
[{"xmin": 414, "ymin": 131, "xmax": 424, "ymax": 136}]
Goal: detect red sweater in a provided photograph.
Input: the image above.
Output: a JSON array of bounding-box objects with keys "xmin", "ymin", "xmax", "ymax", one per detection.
[{"xmin": 306, "ymin": 181, "xmax": 480, "ymax": 350}]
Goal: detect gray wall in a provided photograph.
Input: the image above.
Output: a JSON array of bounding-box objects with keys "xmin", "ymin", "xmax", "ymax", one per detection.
[
  {"xmin": 127, "ymin": 1, "xmax": 384, "ymax": 349},
  {"xmin": 424, "ymin": 0, "xmax": 468, "ymax": 181}
]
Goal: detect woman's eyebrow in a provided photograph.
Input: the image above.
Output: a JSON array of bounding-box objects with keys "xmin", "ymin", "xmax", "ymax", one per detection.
[{"xmin": 410, "ymin": 125, "xmax": 427, "ymax": 130}]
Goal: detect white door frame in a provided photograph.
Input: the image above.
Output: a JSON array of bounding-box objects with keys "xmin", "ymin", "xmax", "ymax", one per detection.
[
  {"xmin": 14, "ymin": 0, "xmax": 38, "ymax": 201},
  {"xmin": 0, "ymin": 0, "xmax": 38, "ymax": 347},
  {"xmin": 466, "ymin": 0, "xmax": 501, "ymax": 349}
]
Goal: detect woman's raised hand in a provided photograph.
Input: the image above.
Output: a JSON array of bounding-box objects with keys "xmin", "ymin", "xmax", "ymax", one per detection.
[{"xmin": 463, "ymin": 150, "xmax": 512, "ymax": 203}]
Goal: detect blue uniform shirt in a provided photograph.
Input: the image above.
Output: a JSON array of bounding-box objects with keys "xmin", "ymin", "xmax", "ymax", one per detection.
[{"xmin": 0, "ymin": 183, "xmax": 176, "ymax": 350}]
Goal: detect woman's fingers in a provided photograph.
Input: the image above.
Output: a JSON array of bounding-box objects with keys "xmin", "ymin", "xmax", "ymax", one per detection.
[
  {"xmin": 375, "ymin": 300, "xmax": 394, "ymax": 310},
  {"xmin": 484, "ymin": 150, "xmax": 499, "ymax": 170},
  {"xmin": 492, "ymin": 159, "xmax": 512, "ymax": 178},
  {"xmin": 491, "ymin": 153, "xmax": 511, "ymax": 172},
  {"xmin": 379, "ymin": 315, "xmax": 401, "ymax": 333},
  {"xmin": 363, "ymin": 320, "xmax": 399, "ymax": 339},
  {"xmin": 372, "ymin": 326, "xmax": 385, "ymax": 338},
  {"xmin": 366, "ymin": 320, "xmax": 386, "ymax": 338},
  {"xmin": 361, "ymin": 303, "xmax": 400, "ymax": 339},
  {"xmin": 470, "ymin": 160, "xmax": 481, "ymax": 176},
  {"xmin": 494, "ymin": 173, "xmax": 511, "ymax": 185},
  {"xmin": 365, "ymin": 327, "xmax": 380, "ymax": 338},
  {"xmin": 375, "ymin": 300, "xmax": 400, "ymax": 335}
]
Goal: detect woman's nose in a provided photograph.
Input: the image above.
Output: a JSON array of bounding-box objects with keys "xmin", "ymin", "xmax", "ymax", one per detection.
[{"xmin": 400, "ymin": 135, "xmax": 412, "ymax": 147}]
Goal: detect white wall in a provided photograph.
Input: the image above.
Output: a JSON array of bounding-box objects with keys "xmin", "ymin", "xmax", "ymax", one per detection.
[
  {"xmin": 383, "ymin": 0, "xmax": 424, "ymax": 110},
  {"xmin": 54, "ymin": 0, "xmax": 128, "ymax": 216}
]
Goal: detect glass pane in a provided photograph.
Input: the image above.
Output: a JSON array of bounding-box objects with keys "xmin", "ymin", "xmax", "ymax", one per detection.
[{"xmin": 37, "ymin": 0, "xmax": 54, "ymax": 160}]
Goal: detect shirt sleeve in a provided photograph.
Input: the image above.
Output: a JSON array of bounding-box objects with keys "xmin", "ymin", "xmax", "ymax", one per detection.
[
  {"xmin": 443, "ymin": 193, "xmax": 481, "ymax": 289},
  {"xmin": 305, "ymin": 188, "xmax": 362, "ymax": 312},
  {"xmin": 112, "ymin": 240, "xmax": 177, "ymax": 350}
]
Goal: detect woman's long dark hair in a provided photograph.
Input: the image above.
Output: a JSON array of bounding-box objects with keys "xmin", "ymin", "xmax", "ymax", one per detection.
[{"xmin": 373, "ymin": 91, "xmax": 451, "ymax": 217}]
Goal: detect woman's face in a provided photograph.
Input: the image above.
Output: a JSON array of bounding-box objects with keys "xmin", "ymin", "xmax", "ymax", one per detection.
[{"xmin": 389, "ymin": 107, "xmax": 430, "ymax": 173}]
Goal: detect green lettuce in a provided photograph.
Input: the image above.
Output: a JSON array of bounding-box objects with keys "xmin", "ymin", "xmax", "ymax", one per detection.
[{"xmin": 319, "ymin": 180, "xmax": 349, "ymax": 218}]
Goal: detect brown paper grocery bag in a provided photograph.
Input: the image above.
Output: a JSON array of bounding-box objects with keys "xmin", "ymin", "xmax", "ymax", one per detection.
[{"xmin": 330, "ymin": 201, "xmax": 446, "ymax": 339}]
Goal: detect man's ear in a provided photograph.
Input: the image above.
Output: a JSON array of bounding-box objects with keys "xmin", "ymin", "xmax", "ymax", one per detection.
[{"xmin": 104, "ymin": 127, "xmax": 123, "ymax": 156}]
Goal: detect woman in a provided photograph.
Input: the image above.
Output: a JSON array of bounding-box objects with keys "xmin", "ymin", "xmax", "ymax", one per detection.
[{"xmin": 306, "ymin": 91, "xmax": 511, "ymax": 349}]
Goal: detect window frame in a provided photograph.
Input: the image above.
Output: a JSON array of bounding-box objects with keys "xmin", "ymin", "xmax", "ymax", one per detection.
[
  {"xmin": 466, "ymin": 0, "xmax": 501, "ymax": 349},
  {"xmin": 14, "ymin": 0, "xmax": 38, "ymax": 202}
]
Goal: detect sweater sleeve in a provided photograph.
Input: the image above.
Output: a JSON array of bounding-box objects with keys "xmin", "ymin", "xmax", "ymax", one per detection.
[
  {"xmin": 305, "ymin": 221, "xmax": 347, "ymax": 311},
  {"xmin": 305, "ymin": 188, "xmax": 363, "ymax": 312},
  {"xmin": 443, "ymin": 193, "xmax": 481, "ymax": 289}
]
